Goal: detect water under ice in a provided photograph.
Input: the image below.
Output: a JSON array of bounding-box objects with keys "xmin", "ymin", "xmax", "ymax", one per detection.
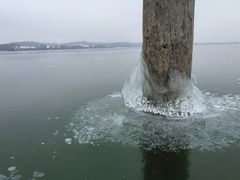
[
  {"xmin": 69, "ymin": 90, "xmax": 240, "ymax": 151},
  {"xmin": 68, "ymin": 63, "xmax": 240, "ymax": 152}
]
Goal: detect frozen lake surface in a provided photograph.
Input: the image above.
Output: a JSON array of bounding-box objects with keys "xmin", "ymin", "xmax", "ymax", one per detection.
[{"xmin": 0, "ymin": 45, "xmax": 240, "ymax": 179}]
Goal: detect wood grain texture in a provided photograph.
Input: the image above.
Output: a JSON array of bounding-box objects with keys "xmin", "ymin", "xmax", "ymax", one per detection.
[{"xmin": 142, "ymin": 0, "xmax": 195, "ymax": 104}]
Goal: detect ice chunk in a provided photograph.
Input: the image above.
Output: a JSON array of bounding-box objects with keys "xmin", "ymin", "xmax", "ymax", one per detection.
[
  {"xmin": 53, "ymin": 131, "xmax": 59, "ymax": 136},
  {"xmin": 109, "ymin": 93, "xmax": 122, "ymax": 98},
  {"xmin": 65, "ymin": 138, "xmax": 72, "ymax": 145},
  {"xmin": 33, "ymin": 171, "xmax": 45, "ymax": 178},
  {"xmin": 7, "ymin": 166, "xmax": 16, "ymax": 171}
]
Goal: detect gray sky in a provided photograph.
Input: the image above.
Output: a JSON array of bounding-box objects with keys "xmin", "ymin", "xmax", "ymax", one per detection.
[{"xmin": 1, "ymin": 0, "xmax": 240, "ymax": 43}]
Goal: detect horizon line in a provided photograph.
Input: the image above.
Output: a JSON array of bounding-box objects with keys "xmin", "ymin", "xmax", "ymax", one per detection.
[{"xmin": 1, "ymin": 41, "xmax": 240, "ymax": 45}]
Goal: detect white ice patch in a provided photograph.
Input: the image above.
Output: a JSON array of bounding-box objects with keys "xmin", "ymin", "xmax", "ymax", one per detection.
[
  {"xmin": 0, "ymin": 175, "xmax": 7, "ymax": 180},
  {"xmin": 69, "ymin": 91, "xmax": 240, "ymax": 152},
  {"xmin": 237, "ymin": 78, "xmax": 240, "ymax": 85},
  {"xmin": 0, "ymin": 167, "xmax": 21, "ymax": 180},
  {"xmin": 122, "ymin": 65, "xmax": 206, "ymax": 117},
  {"xmin": 32, "ymin": 171, "xmax": 45, "ymax": 178},
  {"xmin": 0, "ymin": 170, "xmax": 45, "ymax": 180},
  {"xmin": 53, "ymin": 131, "xmax": 59, "ymax": 136},
  {"xmin": 65, "ymin": 138, "xmax": 72, "ymax": 145},
  {"xmin": 7, "ymin": 166, "xmax": 16, "ymax": 172},
  {"xmin": 0, "ymin": 174, "xmax": 21, "ymax": 180},
  {"xmin": 109, "ymin": 93, "xmax": 122, "ymax": 98}
]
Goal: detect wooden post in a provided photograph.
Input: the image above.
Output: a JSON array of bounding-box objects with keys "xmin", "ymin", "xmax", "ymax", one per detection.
[{"xmin": 142, "ymin": 0, "xmax": 195, "ymax": 104}]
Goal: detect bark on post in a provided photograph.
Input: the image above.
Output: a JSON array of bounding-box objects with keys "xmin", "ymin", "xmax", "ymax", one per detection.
[{"xmin": 142, "ymin": 0, "xmax": 195, "ymax": 104}]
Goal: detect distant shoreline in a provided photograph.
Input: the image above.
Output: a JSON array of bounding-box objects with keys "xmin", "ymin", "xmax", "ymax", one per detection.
[
  {"xmin": 0, "ymin": 41, "xmax": 141, "ymax": 51},
  {"xmin": 0, "ymin": 41, "xmax": 239, "ymax": 51}
]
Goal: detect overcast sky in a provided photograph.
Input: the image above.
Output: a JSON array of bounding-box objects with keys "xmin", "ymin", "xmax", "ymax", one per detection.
[{"xmin": 1, "ymin": 0, "xmax": 240, "ymax": 43}]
